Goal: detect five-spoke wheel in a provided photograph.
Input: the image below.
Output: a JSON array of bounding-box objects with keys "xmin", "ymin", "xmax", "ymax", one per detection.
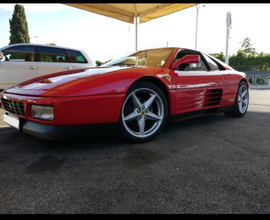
[
  {"xmin": 224, "ymin": 80, "xmax": 249, "ymax": 117},
  {"xmin": 119, "ymin": 81, "xmax": 168, "ymax": 143},
  {"xmin": 237, "ymin": 83, "xmax": 249, "ymax": 114}
]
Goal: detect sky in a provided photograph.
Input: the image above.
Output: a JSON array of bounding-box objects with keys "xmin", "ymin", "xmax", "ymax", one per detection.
[{"xmin": 1, "ymin": 3, "xmax": 270, "ymax": 63}]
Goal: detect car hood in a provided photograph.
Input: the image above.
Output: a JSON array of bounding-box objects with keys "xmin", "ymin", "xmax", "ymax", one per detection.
[{"xmin": 4, "ymin": 66, "xmax": 132, "ymax": 97}]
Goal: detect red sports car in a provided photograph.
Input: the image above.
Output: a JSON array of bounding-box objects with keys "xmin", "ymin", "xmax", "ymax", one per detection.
[{"xmin": 0, "ymin": 47, "xmax": 249, "ymax": 143}]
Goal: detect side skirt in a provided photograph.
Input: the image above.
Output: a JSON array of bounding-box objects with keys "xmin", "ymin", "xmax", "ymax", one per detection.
[{"xmin": 168, "ymin": 105, "xmax": 234, "ymax": 124}]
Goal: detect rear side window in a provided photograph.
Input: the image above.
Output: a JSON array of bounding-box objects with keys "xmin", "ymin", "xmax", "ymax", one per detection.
[
  {"xmin": 39, "ymin": 46, "xmax": 69, "ymax": 62},
  {"xmin": 202, "ymin": 54, "xmax": 220, "ymax": 71},
  {"xmin": 67, "ymin": 49, "xmax": 87, "ymax": 63},
  {"xmin": 0, "ymin": 46, "xmax": 35, "ymax": 62}
]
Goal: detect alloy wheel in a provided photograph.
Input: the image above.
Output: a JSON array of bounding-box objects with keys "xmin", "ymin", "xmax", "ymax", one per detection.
[{"xmin": 121, "ymin": 87, "xmax": 165, "ymax": 138}]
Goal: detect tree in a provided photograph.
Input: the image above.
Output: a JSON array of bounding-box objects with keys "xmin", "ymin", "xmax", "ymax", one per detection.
[
  {"xmin": 210, "ymin": 52, "xmax": 225, "ymax": 63},
  {"xmin": 95, "ymin": 60, "xmax": 103, "ymax": 66},
  {"xmin": 212, "ymin": 50, "xmax": 270, "ymax": 72},
  {"xmin": 95, "ymin": 59, "xmax": 112, "ymax": 66},
  {"xmin": 239, "ymin": 37, "xmax": 256, "ymax": 54},
  {"xmin": 9, "ymin": 4, "xmax": 30, "ymax": 44}
]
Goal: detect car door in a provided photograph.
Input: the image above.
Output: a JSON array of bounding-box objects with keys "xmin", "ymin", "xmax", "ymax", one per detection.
[
  {"xmin": 172, "ymin": 49, "xmax": 224, "ymax": 114},
  {"xmin": 36, "ymin": 46, "xmax": 73, "ymax": 76},
  {"xmin": 0, "ymin": 45, "xmax": 37, "ymax": 89}
]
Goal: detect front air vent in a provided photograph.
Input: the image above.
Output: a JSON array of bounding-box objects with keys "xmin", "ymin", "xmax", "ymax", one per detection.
[
  {"xmin": 176, "ymin": 88, "xmax": 223, "ymax": 112},
  {"xmin": 1, "ymin": 98, "xmax": 25, "ymax": 116}
]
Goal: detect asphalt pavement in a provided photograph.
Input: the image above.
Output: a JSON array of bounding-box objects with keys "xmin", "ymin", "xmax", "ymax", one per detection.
[{"xmin": 0, "ymin": 88, "xmax": 270, "ymax": 214}]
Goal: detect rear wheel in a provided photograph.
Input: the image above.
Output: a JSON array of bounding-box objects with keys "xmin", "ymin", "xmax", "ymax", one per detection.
[
  {"xmin": 119, "ymin": 81, "xmax": 168, "ymax": 143},
  {"xmin": 224, "ymin": 80, "xmax": 249, "ymax": 117}
]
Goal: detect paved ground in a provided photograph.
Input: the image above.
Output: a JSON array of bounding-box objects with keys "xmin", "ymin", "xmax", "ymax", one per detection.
[{"xmin": 0, "ymin": 88, "xmax": 270, "ymax": 214}]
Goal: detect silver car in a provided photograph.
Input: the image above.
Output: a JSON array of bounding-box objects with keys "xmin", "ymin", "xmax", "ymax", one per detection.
[{"xmin": 0, "ymin": 43, "xmax": 95, "ymax": 90}]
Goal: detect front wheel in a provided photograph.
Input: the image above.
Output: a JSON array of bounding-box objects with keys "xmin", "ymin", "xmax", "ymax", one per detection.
[
  {"xmin": 119, "ymin": 81, "xmax": 168, "ymax": 143},
  {"xmin": 224, "ymin": 80, "xmax": 249, "ymax": 117}
]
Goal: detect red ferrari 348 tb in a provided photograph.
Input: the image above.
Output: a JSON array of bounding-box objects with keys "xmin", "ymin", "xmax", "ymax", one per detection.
[{"xmin": 0, "ymin": 47, "xmax": 249, "ymax": 143}]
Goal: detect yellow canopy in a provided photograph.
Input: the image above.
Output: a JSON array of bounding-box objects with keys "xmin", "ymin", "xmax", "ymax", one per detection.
[
  {"xmin": 64, "ymin": 3, "xmax": 198, "ymax": 50},
  {"xmin": 64, "ymin": 3, "xmax": 197, "ymax": 24}
]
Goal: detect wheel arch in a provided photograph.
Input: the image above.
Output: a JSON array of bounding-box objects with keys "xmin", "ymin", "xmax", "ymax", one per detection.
[
  {"xmin": 239, "ymin": 77, "xmax": 249, "ymax": 88},
  {"xmin": 131, "ymin": 76, "xmax": 171, "ymax": 114}
]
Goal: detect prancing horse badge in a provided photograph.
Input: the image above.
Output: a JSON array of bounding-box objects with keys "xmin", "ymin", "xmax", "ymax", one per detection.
[{"xmin": 166, "ymin": 74, "xmax": 171, "ymax": 83}]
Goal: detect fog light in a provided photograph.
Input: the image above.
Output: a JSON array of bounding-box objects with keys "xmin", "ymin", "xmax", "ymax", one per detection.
[{"xmin": 31, "ymin": 105, "xmax": 54, "ymax": 121}]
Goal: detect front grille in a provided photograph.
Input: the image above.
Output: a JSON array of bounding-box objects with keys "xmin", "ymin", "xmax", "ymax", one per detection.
[{"xmin": 1, "ymin": 98, "xmax": 25, "ymax": 116}]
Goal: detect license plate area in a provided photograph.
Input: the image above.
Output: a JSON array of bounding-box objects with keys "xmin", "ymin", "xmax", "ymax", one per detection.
[{"xmin": 3, "ymin": 113, "xmax": 20, "ymax": 130}]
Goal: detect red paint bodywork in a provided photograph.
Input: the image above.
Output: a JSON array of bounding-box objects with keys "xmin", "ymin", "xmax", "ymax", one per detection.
[{"xmin": 0, "ymin": 47, "xmax": 249, "ymax": 127}]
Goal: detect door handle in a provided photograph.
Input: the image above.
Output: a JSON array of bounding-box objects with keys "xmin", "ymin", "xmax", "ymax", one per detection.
[
  {"xmin": 28, "ymin": 66, "xmax": 36, "ymax": 70},
  {"xmin": 64, "ymin": 66, "xmax": 72, "ymax": 70}
]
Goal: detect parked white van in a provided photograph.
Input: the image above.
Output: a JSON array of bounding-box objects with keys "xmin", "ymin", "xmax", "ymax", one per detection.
[{"xmin": 0, "ymin": 43, "xmax": 96, "ymax": 90}]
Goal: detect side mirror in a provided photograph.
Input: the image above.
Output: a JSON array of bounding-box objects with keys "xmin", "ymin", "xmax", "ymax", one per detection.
[
  {"xmin": 171, "ymin": 55, "xmax": 200, "ymax": 70},
  {"xmin": 0, "ymin": 52, "xmax": 3, "ymax": 60}
]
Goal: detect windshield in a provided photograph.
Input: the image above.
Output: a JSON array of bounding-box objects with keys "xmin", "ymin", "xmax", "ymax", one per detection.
[{"xmin": 102, "ymin": 48, "xmax": 175, "ymax": 68}]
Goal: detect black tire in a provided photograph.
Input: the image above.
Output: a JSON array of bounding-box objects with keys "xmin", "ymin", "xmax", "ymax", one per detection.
[
  {"xmin": 224, "ymin": 80, "xmax": 249, "ymax": 117},
  {"xmin": 119, "ymin": 81, "xmax": 168, "ymax": 143}
]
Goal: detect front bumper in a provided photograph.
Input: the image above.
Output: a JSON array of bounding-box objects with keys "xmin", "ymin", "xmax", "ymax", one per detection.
[{"xmin": 4, "ymin": 112, "xmax": 118, "ymax": 140}]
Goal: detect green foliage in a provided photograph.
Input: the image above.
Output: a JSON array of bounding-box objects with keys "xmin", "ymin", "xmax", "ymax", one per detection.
[
  {"xmin": 105, "ymin": 59, "xmax": 112, "ymax": 63},
  {"xmin": 46, "ymin": 42, "xmax": 57, "ymax": 46},
  {"xmin": 95, "ymin": 60, "xmax": 103, "ymax": 66},
  {"xmin": 210, "ymin": 38, "xmax": 270, "ymax": 72},
  {"xmin": 96, "ymin": 59, "xmax": 112, "ymax": 66},
  {"xmin": 239, "ymin": 37, "xmax": 256, "ymax": 54},
  {"xmin": 256, "ymin": 78, "xmax": 265, "ymax": 84},
  {"xmin": 229, "ymin": 50, "xmax": 270, "ymax": 71},
  {"xmin": 9, "ymin": 4, "xmax": 30, "ymax": 44},
  {"xmin": 210, "ymin": 52, "xmax": 225, "ymax": 63}
]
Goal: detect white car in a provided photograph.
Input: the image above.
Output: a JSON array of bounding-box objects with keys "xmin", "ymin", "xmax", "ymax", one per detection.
[{"xmin": 0, "ymin": 43, "xmax": 96, "ymax": 90}]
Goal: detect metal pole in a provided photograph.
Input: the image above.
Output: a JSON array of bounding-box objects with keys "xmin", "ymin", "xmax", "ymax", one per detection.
[
  {"xmin": 195, "ymin": 5, "xmax": 198, "ymax": 50},
  {"xmin": 225, "ymin": 12, "xmax": 231, "ymax": 65},
  {"xmin": 195, "ymin": 5, "xmax": 205, "ymax": 50},
  {"xmin": 135, "ymin": 17, "xmax": 138, "ymax": 51},
  {"xmin": 133, "ymin": 4, "xmax": 138, "ymax": 51}
]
